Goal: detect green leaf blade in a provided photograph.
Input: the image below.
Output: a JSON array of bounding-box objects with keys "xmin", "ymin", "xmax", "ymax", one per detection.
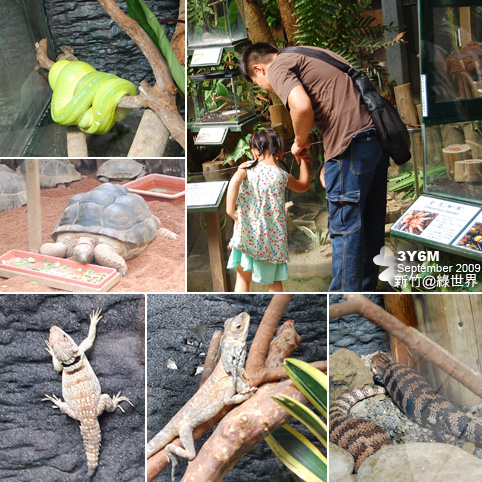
[{"xmin": 266, "ymin": 425, "xmax": 327, "ymax": 482}]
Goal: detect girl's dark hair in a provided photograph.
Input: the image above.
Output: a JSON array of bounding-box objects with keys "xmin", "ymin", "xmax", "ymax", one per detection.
[{"xmin": 245, "ymin": 128, "xmax": 284, "ymax": 170}]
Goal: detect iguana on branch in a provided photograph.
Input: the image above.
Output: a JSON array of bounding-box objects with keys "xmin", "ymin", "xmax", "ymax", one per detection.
[
  {"xmin": 43, "ymin": 308, "xmax": 133, "ymax": 476},
  {"xmin": 147, "ymin": 312, "xmax": 256, "ymax": 479}
]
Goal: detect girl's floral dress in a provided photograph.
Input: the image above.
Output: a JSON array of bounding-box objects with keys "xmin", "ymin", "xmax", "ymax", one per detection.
[{"xmin": 227, "ymin": 161, "xmax": 290, "ymax": 283}]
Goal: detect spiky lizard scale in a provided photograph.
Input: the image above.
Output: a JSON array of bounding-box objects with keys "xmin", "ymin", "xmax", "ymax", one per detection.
[{"xmin": 43, "ymin": 309, "xmax": 133, "ymax": 476}]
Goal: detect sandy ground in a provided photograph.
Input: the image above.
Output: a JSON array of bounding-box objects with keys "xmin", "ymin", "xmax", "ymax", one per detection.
[{"xmin": 0, "ymin": 175, "xmax": 185, "ymax": 292}]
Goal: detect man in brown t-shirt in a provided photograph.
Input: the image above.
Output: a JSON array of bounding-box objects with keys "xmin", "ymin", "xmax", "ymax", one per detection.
[{"xmin": 240, "ymin": 43, "xmax": 389, "ymax": 292}]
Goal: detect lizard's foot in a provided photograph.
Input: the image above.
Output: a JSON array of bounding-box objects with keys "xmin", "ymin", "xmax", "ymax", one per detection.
[
  {"xmin": 44, "ymin": 340, "xmax": 55, "ymax": 358},
  {"xmin": 167, "ymin": 453, "xmax": 179, "ymax": 482},
  {"xmin": 90, "ymin": 308, "xmax": 103, "ymax": 326},
  {"xmin": 42, "ymin": 393, "xmax": 63, "ymax": 409},
  {"xmin": 112, "ymin": 391, "xmax": 134, "ymax": 413}
]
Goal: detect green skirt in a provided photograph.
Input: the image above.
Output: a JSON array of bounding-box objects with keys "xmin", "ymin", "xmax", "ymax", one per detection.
[{"xmin": 227, "ymin": 248, "xmax": 289, "ymax": 284}]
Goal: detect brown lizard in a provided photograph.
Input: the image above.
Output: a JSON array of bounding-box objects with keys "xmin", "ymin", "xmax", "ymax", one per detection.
[
  {"xmin": 146, "ymin": 312, "xmax": 257, "ymax": 479},
  {"xmin": 43, "ymin": 308, "xmax": 133, "ymax": 476}
]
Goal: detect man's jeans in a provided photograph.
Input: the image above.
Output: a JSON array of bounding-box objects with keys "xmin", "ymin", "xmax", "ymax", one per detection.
[{"xmin": 324, "ymin": 128, "xmax": 389, "ymax": 292}]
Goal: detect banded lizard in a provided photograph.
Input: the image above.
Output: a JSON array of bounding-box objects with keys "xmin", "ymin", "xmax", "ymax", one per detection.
[
  {"xmin": 147, "ymin": 312, "xmax": 257, "ymax": 479},
  {"xmin": 372, "ymin": 353, "xmax": 482, "ymax": 447},
  {"xmin": 43, "ymin": 308, "xmax": 133, "ymax": 476},
  {"xmin": 330, "ymin": 385, "xmax": 392, "ymax": 472}
]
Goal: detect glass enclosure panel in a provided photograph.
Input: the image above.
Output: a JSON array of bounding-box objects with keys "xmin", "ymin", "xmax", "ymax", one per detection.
[
  {"xmin": 432, "ymin": 6, "xmax": 482, "ymax": 103},
  {"xmin": 0, "ymin": 0, "xmax": 54, "ymax": 156},
  {"xmin": 424, "ymin": 119, "xmax": 482, "ymax": 203},
  {"xmin": 187, "ymin": 0, "xmax": 247, "ymax": 48},
  {"xmin": 191, "ymin": 70, "xmax": 255, "ymax": 124}
]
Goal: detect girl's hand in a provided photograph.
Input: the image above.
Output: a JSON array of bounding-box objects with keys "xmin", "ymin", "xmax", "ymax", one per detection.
[{"xmin": 291, "ymin": 139, "xmax": 311, "ymax": 165}]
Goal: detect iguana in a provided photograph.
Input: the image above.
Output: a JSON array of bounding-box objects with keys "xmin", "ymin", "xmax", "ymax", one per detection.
[
  {"xmin": 147, "ymin": 312, "xmax": 257, "ymax": 478},
  {"xmin": 43, "ymin": 308, "xmax": 133, "ymax": 476}
]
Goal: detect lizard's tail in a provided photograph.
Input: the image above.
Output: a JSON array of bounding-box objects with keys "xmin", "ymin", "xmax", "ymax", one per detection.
[{"xmin": 80, "ymin": 419, "xmax": 101, "ymax": 476}]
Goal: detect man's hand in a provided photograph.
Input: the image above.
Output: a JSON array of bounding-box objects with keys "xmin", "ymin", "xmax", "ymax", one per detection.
[{"xmin": 291, "ymin": 139, "xmax": 312, "ymax": 164}]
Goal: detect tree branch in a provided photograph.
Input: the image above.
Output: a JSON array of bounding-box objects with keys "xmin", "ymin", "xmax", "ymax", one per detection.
[
  {"xmin": 330, "ymin": 294, "xmax": 482, "ymax": 399},
  {"xmin": 181, "ymin": 379, "xmax": 309, "ymax": 481}
]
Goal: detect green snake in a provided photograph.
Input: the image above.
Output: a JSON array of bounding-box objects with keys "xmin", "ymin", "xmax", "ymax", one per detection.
[{"xmin": 48, "ymin": 60, "xmax": 137, "ymax": 135}]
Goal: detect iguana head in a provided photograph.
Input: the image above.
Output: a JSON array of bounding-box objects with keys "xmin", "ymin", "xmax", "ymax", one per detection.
[
  {"xmin": 223, "ymin": 312, "xmax": 250, "ymax": 340},
  {"xmin": 49, "ymin": 326, "xmax": 82, "ymax": 366}
]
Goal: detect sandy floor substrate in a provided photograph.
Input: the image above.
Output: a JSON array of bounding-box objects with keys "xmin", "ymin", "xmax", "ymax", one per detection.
[{"xmin": 0, "ymin": 175, "xmax": 185, "ymax": 292}]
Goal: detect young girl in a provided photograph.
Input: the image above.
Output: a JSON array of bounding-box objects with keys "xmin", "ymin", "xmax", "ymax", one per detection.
[{"xmin": 226, "ymin": 128, "xmax": 310, "ymax": 292}]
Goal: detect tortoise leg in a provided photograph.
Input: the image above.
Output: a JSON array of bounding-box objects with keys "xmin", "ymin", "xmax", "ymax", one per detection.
[
  {"xmin": 40, "ymin": 242, "xmax": 70, "ymax": 258},
  {"xmin": 93, "ymin": 243, "xmax": 128, "ymax": 276},
  {"xmin": 158, "ymin": 228, "xmax": 179, "ymax": 241}
]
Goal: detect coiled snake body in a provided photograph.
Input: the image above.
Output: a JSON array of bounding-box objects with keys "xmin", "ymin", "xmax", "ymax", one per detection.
[{"xmin": 48, "ymin": 60, "xmax": 137, "ymax": 135}]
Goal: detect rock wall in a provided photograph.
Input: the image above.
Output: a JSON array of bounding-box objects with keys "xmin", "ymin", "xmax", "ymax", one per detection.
[
  {"xmin": 329, "ymin": 294, "xmax": 390, "ymax": 356},
  {"xmin": 147, "ymin": 294, "xmax": 328, "ymax": 482},
  {"xmin": 0, "ymin": 294, "xmax": 145, "ymax": 481},
  {"xmin": 43, "ymin": 0, "xmax": 179, "ymax": 85}
]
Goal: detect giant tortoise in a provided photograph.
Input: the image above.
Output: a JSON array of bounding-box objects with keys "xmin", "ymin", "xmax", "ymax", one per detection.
[
  {"xmin": 39, "ymin": 183, "xmax": 178, "ymax": 275},
  {"xmin": 17, "ymin": 159, "xmax": 81, "ymax": 188},
  {"xmin": 96, "ymin": 159, "xmax": 147, "ymax": 183},
  {"xmin": 0, "ymin": 165, "xmax": 27, "ymax": 213}
]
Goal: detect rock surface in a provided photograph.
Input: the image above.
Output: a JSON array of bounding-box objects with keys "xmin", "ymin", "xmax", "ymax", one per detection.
[
  {"xmin": 329, "ymin": 442, "xmax": 355, "ymax": 481},
  {"xmin": 329, "ymin": 348, "xmax": 375, "ymax": 404},
  {"xmin": 44, "ymin": 0, "xmax": 179, "ymax": 86},
  {"xmin": 329, "ymin": 294, "xmax": 389, "ymax": 355},
  {"xmin": 0, "ymin": 294, "xmax": 145, "ymax": 481},
  {"xmin": 147, "ymin": 294, "xmax": 328, "ymax": 482},
  {"xmin": 356, "ymin": 443, "xmax": 482, "ymax": 481}
]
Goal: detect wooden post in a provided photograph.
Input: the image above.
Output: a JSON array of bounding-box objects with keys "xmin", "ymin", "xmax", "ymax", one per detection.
[
  {"xmin": 442, "ymin": 144, "xmax": 472, "ymax": 180},
  {"xmin": 381, "ymin": 0, "xmax": 409, "ymax": 85},
  {"xmin": 25, "ymin": 160, "xmax": 42, "ymax": 253},
  {"xmin": 203, "ymin": 160, "xmax": 227, "ymax": 182},
  {"xmin": 393, "ymin": 84, "xmax": 422, "ymax": 168},
  {"xmin": 204, "ymin": 211, "xmax": 228, "ymax": 291},
  {"xmin": 383, "ymin": 294, "xmax": 423, "ymax": 372},
  {"xmin": 454, "ymin": 159, "xmax": 482, "ymax": 183}
]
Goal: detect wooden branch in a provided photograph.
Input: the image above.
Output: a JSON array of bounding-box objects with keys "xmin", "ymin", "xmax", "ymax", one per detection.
[
  {"xmin": 330, "ymin": 294, "xmax": 482, "ymax": 399},
  {"xmin": 200, "ymin": 330, "xmax": 222, "ymax": 385},
  {"xmin": 181, "ymin": 379, "xmax": 309, "ymax": 482},
  {"xmin": 35, "ymin": 0, "xmax": 186, "ymax": 150},
  {"xmin": 145, "ymin": 360, "xmax": 326, "ymax": 481},
  {"xmin": 266, "ymin": 320, "xmax": 301, "ymax": 368},
  {"xmin": 95, "ymin": 0, "xmax": 185, "ymax": 149},
  {"xmin": 245, "ymin": 294, "xmax": 292, "ymax": 385}
]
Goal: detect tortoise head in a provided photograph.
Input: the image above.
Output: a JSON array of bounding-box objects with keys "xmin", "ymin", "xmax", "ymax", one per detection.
[{"xmin": 73, "ymin": 236, "xmax": 95, "ymax": 264}]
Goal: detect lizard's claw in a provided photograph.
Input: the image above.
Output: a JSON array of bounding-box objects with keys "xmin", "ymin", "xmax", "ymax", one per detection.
[
  {"xmin": 90, "ymin": 308, "xmax": 103, "ymax": 326},
  {"xmin": 112, "ymin": 391, "xmax": 134, "ymax": 413},
  {"xmin": 44, "ymin": 340, "xmax": 55, "ymax": 357},
  {"xmin": 42, "ymin": 393, "xmax": 62, "ymax": 409}
]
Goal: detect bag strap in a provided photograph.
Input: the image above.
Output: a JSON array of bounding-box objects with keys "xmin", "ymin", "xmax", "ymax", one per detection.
[{"xmin": 280, "ymin": 46, "xmax": 358, "ymax": 80}]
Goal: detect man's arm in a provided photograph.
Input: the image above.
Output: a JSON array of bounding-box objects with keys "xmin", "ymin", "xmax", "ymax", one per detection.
[{"xmin": 287, "ymin": 85, "xmax": 314, "ymax": 162}]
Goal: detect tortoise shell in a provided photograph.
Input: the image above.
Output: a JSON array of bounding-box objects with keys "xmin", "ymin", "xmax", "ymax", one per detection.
[
  {"xmin": 52, "ymin": 183, "xmax": 160, "ymax": 247},
  {"xmin": 97, "ymin": 159, "xmax": 147, "ymax": 182},
  {"xmin": 17, "ymin": 159, "xmax": 81, "ymax": 188},
  {"xmin": 0, "ymin": 165, "xmax": 27, "ymax": 213}
]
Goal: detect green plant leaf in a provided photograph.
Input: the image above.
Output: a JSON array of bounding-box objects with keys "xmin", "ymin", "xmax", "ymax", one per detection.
[
  {"xmin": 126, "ymin": 0, "xmax": 185, "ymax": 93},
  {"xmin": 272, "ymin": 394, "xmax": 327, "ymax": 447},
  {"xmin": 284, "ymin": 358, "xmax": 327, "ymax": 417},
  {"xmin": 266, "ymin": 424, "xmax": 327, "ymax": 482}
]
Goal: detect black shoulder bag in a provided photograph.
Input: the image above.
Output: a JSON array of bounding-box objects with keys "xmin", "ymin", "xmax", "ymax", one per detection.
[{"xmin": 280, "ymin": 46, "xmax": 411, "ymax": 165}]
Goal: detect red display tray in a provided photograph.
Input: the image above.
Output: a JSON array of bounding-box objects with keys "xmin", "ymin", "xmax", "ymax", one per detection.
[
  {"xmin": 0, "ymin": 250, "xmax": 121, "ymax": 292},
  {"xmin": 124, "ymin": 174, "xmax": 185, "ymax": 202}
]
